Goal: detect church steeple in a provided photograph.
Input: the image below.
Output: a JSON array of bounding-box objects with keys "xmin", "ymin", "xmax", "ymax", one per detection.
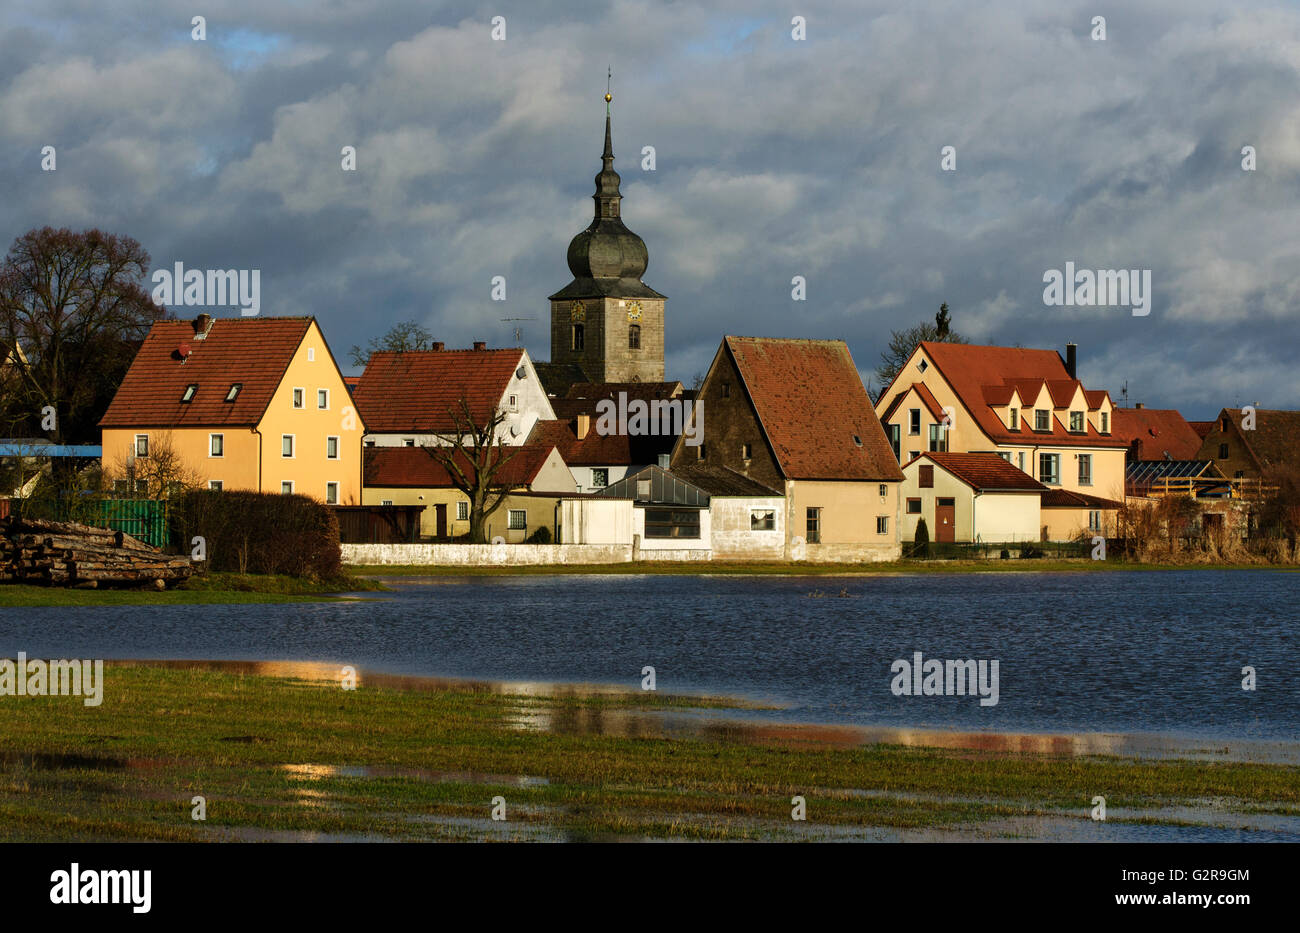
[{"xmin": 594, "ymin": 89, "xmax": 621, "ymax": 219}]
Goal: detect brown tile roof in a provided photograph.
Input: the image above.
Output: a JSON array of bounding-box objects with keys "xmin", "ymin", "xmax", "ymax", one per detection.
[
  {"xmin": 363, "ymin": 443, "xmax": 556, "ymax": 488},
  {"xmin": 1217, "ymin": 408, "xmax": 1300, "ymax": 471},
  {"xmin": 353, "ymin": 348, "xmax": 524, "ymax": 433},
  {"xmin": 1188, "ymin": 421, "xmax": 1215, "ymax": 438},
  {"xmin": 1041, "ymin": 489, "xmax": 1124, "ymax": 509},
  {"xmin": 671, "ymin": 463, "xmax": 782, "ymax": 496},
  {"xmin": 100, "ymin": 317, "xmax": 313, "ymax": 428},
  {"xmin": 525, "ymin": 418, "xmax": 674, "ymax": 466},
  {"xmin": 915, "ymin": 452, "xmax": 1047, "ymax": 492},
  {"xmin": 896, "ymin": 342, "xmax": 1122, "ymax": 449},
  {"xmin": 1110, "ymin": 407, "xmax": 1203, "ymax": 460},
  {"xmin": 725, "ymin": 336, "xmax": 904, "ymax": 481}
]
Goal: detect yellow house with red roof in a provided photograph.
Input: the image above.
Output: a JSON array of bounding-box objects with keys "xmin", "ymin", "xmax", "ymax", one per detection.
[
  {"xmin": 874, "ymin": 341, "xmax": 1126, "ymax": 541},
  {"xmin": 99, "ymin": 314, "xmax": 364, "ymax": 503}
]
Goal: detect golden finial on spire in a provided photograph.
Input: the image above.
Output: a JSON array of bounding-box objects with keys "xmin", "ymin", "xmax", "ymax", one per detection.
[{"xmin": 605, "ymin": 66, "xmax": 612, "ymax": 105}]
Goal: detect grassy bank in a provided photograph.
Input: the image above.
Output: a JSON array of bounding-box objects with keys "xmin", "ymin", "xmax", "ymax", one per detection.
[
  {"xmin": 354, "ymin": 559, "xmax": 1298, "ymax": 577},
  {"xmin": 0, "ymin": 572, "xmax": 386, "ymax": 607},
  {"xmin": 1, "ymin": 665, "xmax": 1295, "ymax": 842}
]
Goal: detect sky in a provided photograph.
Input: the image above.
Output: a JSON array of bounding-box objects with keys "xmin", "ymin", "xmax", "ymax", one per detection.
[{"xmin": 2, "ymin": 0, "xmax": 1298, "ymax": 419}]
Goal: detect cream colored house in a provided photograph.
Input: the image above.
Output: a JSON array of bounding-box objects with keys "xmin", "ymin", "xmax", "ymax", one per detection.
[
  {"xmin": 900, "ymin": 452, "xmax": 1045, "ymax": 543},
  {"xmin": 99, "ymin": 315, "xmax": 364, "ymax": 503}
]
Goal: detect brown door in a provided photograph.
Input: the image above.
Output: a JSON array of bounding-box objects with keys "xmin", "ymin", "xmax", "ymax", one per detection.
[
  {"xmin": 435, "ymin": 504, "xmax": 447, "ymax": 538},
  {"xmin": 935, "ymin": 498, "xmax": 956, "ymax": 542}
]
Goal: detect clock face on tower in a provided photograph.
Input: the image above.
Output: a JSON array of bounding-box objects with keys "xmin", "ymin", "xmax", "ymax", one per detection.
[
  {"xmin": 570, "ymin": 300, "xmax": 586, "ymax": 322},
  {"xmin": 626, "ymin": 301, "xmax": 642, "ymax": 322}
]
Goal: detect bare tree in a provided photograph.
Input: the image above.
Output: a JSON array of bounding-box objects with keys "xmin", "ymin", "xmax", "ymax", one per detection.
[
  {"xmin": 104, "ymin": 431, "xmax": 202, "ymax": 500},
  {"xmin": 420, "ymin": 399, "xmax": 521, "ymax": 543},
  {"xmin": 0, "ymin": 227, "xmax": 164, "ymax": 443},
  {"xmin": 875, "ymin": 302, "xmax": 968, "ymax": 388},
  {"xmin": 349, "ymin": 320, "xmax": 433, "ymax": 368}
]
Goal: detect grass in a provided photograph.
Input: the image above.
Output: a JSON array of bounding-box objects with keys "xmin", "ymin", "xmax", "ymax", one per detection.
[
  {"xmin": 353, "ymin": 559, "xmax": 1298, "ymax": 576},
  {"xmin": 1, "ymin": 664, "xmax": 1295, "ymax": 842},
  {"xmin": 0, "ymin": 572, "xmax": 387, "ymax": 607}
]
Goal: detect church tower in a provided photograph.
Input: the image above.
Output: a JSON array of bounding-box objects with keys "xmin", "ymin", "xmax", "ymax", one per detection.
[{"xmin": 549, "ymin": 91, "xmax": 665, "ymax": 383}]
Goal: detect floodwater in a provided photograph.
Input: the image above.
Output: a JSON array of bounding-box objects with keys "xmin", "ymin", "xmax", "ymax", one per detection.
[{"xmin": 3, "ymin": 570, "xmax": 1295, "ymax": 746}]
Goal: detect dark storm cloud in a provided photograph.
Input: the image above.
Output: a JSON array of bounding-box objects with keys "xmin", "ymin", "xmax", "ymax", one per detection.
[{"xmin": 2, "ymin": 0, "xmax": 1298, "ymax": 415}]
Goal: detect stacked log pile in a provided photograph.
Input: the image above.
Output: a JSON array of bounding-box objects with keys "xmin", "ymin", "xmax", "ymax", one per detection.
[{"xmin": 0, "ymin": 517, "xmax": 192, "ymax": 589}]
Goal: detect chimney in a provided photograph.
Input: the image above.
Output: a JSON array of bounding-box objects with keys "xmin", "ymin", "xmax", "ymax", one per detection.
[
  {"xmin": 193, "ymin": 313, "xmax": 213, "ymax": 339},
  {"xmin": 1135, "ymin": 402, "xmax": 1144, "ymax": 409},
  {"xmin": 473, "ymin": 341, "xmax": 487, "ymax": 351},
  {"xmin": 576, "ymin": 414, "xmax": 590, "ymax": 440},
  {"xmin": 1065, "ymin": 342, "xmax": 1077, "ymax": 379},
  {"xmin": 431, "ymin": 342, "xmax": 444, "ymax": 351}
]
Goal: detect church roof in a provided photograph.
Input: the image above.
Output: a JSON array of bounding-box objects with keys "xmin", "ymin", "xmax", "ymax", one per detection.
[{"xmin": 548, "ymin": 101, "xmax": 665, "ymax": 302}]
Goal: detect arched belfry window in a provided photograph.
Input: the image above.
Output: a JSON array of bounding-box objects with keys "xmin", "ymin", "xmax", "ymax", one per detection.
[
  {"xmin": 628, "ymin": 324, "xmax": 641, "ymax": 349},
  {"xmin": 571, "ymin": 323, "xmax": 585, "ymax": 351}
]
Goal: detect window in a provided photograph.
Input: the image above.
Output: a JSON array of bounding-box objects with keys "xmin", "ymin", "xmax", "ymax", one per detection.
[
  {"xmin": 325, "ymin": 482, "xmax": 338, "ymax": 505},
  {"xmin": 135, "ymin": 434, "xmax": 149, "ymax": 458},
  {"xmin": 508, "ymin": 394, "xmax": 518, "ymax": 409},
  {"xmin": 208, "ymin": 480, "xmax": 223, "ymax": 491},
  {"xmin": 404, "ymin": 438, "xmax": 415, "ymax": 447},
  {"xmin": 209, "ymin": 434, "xmax": 224, "ymax": 457},
  {"xmin": 1101, "ymin": 411, "xmax": 1109, "ymax": 434},
  {"xmin": 917, "ymin": 358, "xmax": 929, "ymax": 373},
  {"xmin": 876, "ymin": 516, "xmax": 889, "ymax": 534},
  {"xmin": 909, "ymin": 450, "xmax": 920, "ymax": 462},
  {"xmin": 1218, "ymin": 443, "xmax": 1229, "ymax": 460},
  {"xmin": 695, "ymin": 444, "xmax": 705, "ymax": 461},
  {"xmin": 292, "ymin": 388, "xmax": 304, "ymax": 409},
  {"xmin": 282, "ymin": 435, "xmax": 294, "ymax": 457},
  {"xmin": 645, "ymin": 508, "xmax": 700, "ymax": 539},
  {"xmin": 888, "ymin": 424, "xmax": 901, "ymax": 461},
  {"xmin": 327, "ymin": 436, "xmax": 339, "ymax": 459},
  {"xmin": 181, "ymin": 384, "xmax": 197, "ymax": 403},
  {"xmin": 1088, "ymin": 510, "xmax": 1102, "ymax": 532},
  {"xmin": 135, "ymin": 480, "xmax": 148, "ymax": 495},
  {"xmin": 1009, "ymin": 408, "xmax": 1018, "ymax": 429},
  {"xmin": 750, "ymin": 509, "xmax": 775, "ymax": 530},
  {"xmin": 721, "ymin": 382, "xmax": 730, "ymax": 398},
  {"xmin": 806, "ymin": 507, "xmax": 821, "ymax": 544},
  {"xmin": 591, "ymin": 468, "xmax": 609, "ymax": 488},
  {"xmin": 928, "ymin": 423, "xmax": 947, "ymax": 452},
  {"xmin": 878, "ymin": 484, "xmax": 888, "ymax": 497},
  {"xmin": 281, "ymin": 481, "xmax": 294, "ymax": 495},
  {"xmin": 307, "ymin": 348, "xmax": 315, "ymax": 362},
  {"xmin": 1035, "ymin": 409, "xmax": 1049, "ymax": 431},
  {"xmin": 317, "ymin": 388, "xmax": 329, "ymax": 409},
  {"xmin": 457, "ymin": 501, "xmax": 469, "ymax": 521},
  {"xmin": 1078, "ymin": 453, "xmax": 1092, "ymax": 486},
  {"xmin": 381, "ymin": 499, "xmax": 393, "ymax": 506},
  {"xmin": 1221, "ymin": 416, "xmax": 1229, "ymax": 431},
  {"xmin": 919, "ymin": 465, "xmax": 934, "ymax": 488},
  {"xmin": 998, "ymin": 451, "xmax": 1012, "ymax": 462},
  {"xmin": 1070, "ymin": 411, "xmax": 1084, "ymax": 433},
  {"xmin": 628, "ymin": 324, "xmax": 641, "ymax": 349},
  {"xmin": 113, "ymin": 479, "xmax": 128, "ymax": 494},
  {"xmin": 365, "ymin": 440, "xmax": 375, "ymax": 447},
  {"xmin": 906, "ymin": 498, "xmax": 922, "ymax": 514},
  {"xmin": 657, "ymin": 453, "xmax": 670, "ymax": 468},
  {"xmin": 1039, "ymin": 453, "xmax": 1060, "ymax": 485},
  {"xmin": 571, "ymin": 323, "xmax": 584, "ymax": 351},
  {"xmin": 1018, "ymin": 451, "xmax": 1026, "ymax": 471},
  {"xmin": 637, "ymin": 479, "xmax": 651, "ymax": 499},
  {"xmin": 909, "ymin": 409, "xmax": 921, "ymax": 435},
  {"xmin": 225, "ymin": 383, "xmax": 241, "ymax": 402},
  {"xmin": 742, "ymin": 443, "xmax": 752, "ymax": 460}
]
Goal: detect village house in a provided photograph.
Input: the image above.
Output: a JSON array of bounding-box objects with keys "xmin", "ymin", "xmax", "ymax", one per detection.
[
  {"xmin": 99, "ymin": 314, "xmax": 363, "ymax": 503},
  {"xmin": 361, "ymin": 443, "xmax": 576, "ymax": 541},
  {"xmin": 1194, "ymin": 407, "xmax": 1300, "ymax": 481},
  {"xmin": 1109, "ymin": 405, "xmax": 1205, "ymax": 462},
  {"xmin": 673, "ymin": 336, "xmax": 903, "ymax": 562},
  {"xmin": 874, "ymin": 341, "xmax": 1127, "ymax": 540},
  {"xmin": 352, "ymin": 344, "xmax": 554, "ymax": 448},
  {"xmin": 900, "ymin": 452, "xmax": 1046, "ymax": 544}
]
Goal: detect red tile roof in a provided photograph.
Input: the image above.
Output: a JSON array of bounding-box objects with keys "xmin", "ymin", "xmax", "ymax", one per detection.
[
  {"xmin": 1188, "ymin": 421, "xmax": 1215, "ymax": 438},
  {"xmin": 881, "ymin": 382, "xmax": 946, "ymax": 422},
  {"xmin": 1041, "ymin": 489, "xmax": 1124, "ymax": 509},
  {"xmin": 353, "ymin": 348, "xmax": 524, "ymax": 433},
  {"xmin": 100, "ymin": 317, "xmax": 313, "ymax": 428},
  {"xmin": 1110, "ymin": 407, "xmax": 1203, "ymax": 460},
  {"xmin": 526, "ymin": 418, "xmax": 674, "ymax": 466},
  {"xmin": 892, "ymin": 342, "xmax": 1121, "ymax": 449},
  {"xmin": 914, "ymin": 452, "xmax": 1047, "ymax": 492},
  {"xmin": 363, "ymin": 444, "xmax": 557, "ymax": 488},
  {"xmin": 725, "ymin": 336, "xmax": 904, "ymax": 481}
]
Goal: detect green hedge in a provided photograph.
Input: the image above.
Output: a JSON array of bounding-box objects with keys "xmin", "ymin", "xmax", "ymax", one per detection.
[{"xmin": 170, "ymin": 490, "xmax": 341, "ymax": 580}]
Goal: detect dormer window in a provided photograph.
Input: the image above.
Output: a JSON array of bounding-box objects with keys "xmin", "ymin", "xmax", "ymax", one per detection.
[
  {"xmin": 1069, "ymin": 411, "xmax": 1084, "ymax": 433},
  {"xmin": 1101, "ymin": 411, "xmax": 1109, "ymax": 434},
  {"xmin": 225, "ymin": 383, "xmax": 241, "ymax": 402},
  {"xmin": 1009, "ymin": 408, "xmax": 1018, "ymax": 430},
  {"xmin": 181, "ymin": 384, "xmax": 197, "ymax": 403},
  {"xmin": 1035, "ymin": 409, "xmax": 1049, "ymax": 431}
]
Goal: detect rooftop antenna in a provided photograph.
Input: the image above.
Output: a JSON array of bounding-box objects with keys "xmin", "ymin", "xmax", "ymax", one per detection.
[
  {"xmin": 500, "ymin": 317, "xmax": 536, "ymax": 347},
  {"xmin": 1120, "ymin": 381, "xmax": 1129, "ymax": 408}
]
